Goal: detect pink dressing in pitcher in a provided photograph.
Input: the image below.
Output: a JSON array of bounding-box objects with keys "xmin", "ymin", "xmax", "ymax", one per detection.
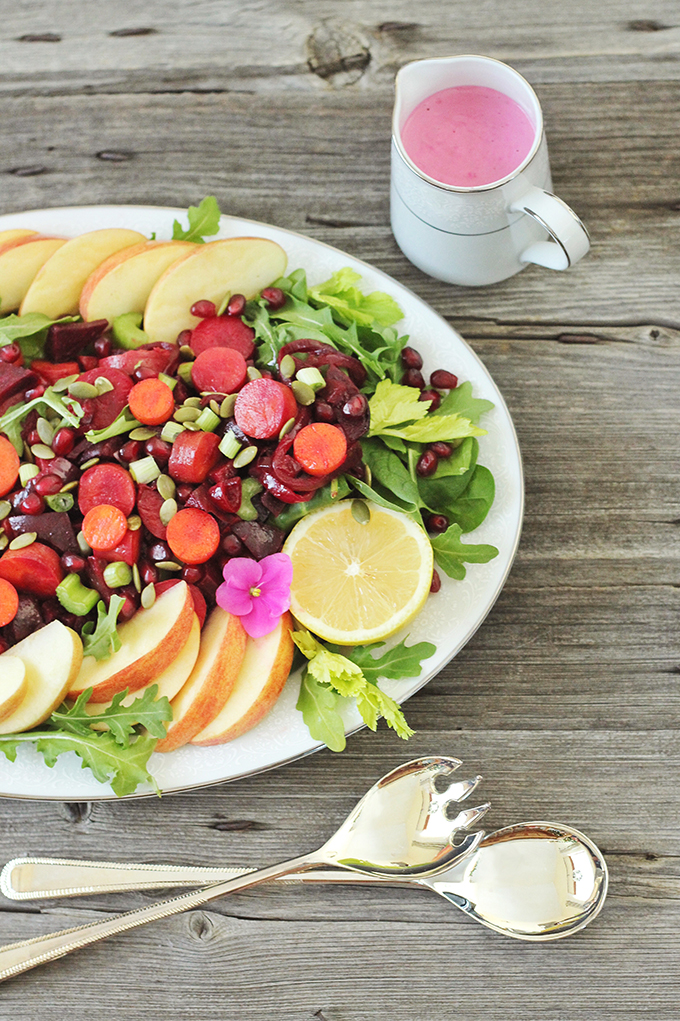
[{"xmin": 401, "ymin": 85, "xmax": 536, "ymax": 188}]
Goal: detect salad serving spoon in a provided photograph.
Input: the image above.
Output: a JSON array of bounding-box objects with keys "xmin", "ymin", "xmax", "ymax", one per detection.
[
  {"xmin": 1, "ymin": 821, "xmax": 608, "ymax": 942},
  {"xmin": 0, "ymin": 755, "xmax": 487, "ymax": 983}
]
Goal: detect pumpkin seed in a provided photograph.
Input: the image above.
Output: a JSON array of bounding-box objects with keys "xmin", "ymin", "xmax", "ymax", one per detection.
[
  {"xmin": 80, "ymin": 458, "xmax": 100, "ymax": 471},
  {"xmin": 220, "ymin": 394, "xmax": 237, "ymax": 418},
  {"xmin": 0, "ymin": 500, "xmax": 11, "ymax": 521},
  {"xmin": 156, "ymin": 560, "xmax": 182, "ymax": 572},
  {"xmin": 68, "ymin": 381, "xmax": 100, "ymax": 400},
  {"xmin": 182, "ymin": 396, "xmax": 202, "ymax": 408},
  {"xmin": 36, "ymin": 417, "xmax": 54, "ymax": 446},
  {"xmin": 127, "ymin": 514, "xmax": 142, "ymax": 531},
  {"xmin": 0, "ymin": 534, "xmax": 8, "ymax": 551},
  {"xmin": 59, "ymin": 480, "xmax": 79, "ymax": 493},
  {"xmin": 52, "ymin": 373, "xmax": 79, "ymax": 392},
  {"xmin": 77, "ymin": 531, "xmax": 92, "ymax": 555},
  {"xmin": 9, "ymin": 532, "xmax": 37, "ymax": 550},
  {"xmin": 174, "ymin": 406, "xmax": 201, "ymax": 423},
  {"xmin": 31, "ymin": 443, "xmax": 55, "ymax": 460},
  {"xmin": 94, "ymin": 376, "xmax": 114, "ymax": 395},
  {"xmin": 291, "ymin": 380, "xmax": 315, "ymax": 406},
  {"xmin": 233, "ymin": 445, "xmax": 257, "ymax": 469},
  {"xmin": 351, "ymin": 500, "xmax": 371, "ymax": 525},
  {"xmin": 157, "ymin": 474, "xmax": 176, "ymax": 501},
  {"xmin": 278, "ymin": 417, "xmax": 295, "ymax": 439},
  {"xmin": 179, "ymin": 345, "xmax": 195, "ymax": 359},
  {"xmin": 279, "ymin": 354, "xmax": 296, "ymax": 379},
  {"xmin": 210, "ymin": 399, "xmax": 221, "ymax": 416},
  {"xmin": 159, "ymin": 498, "xmax": 178, "ymax": 526},
  {"xmin": 246, "ymin": 366, "xmax": 262, "ymax": 381},
  {"xmin": 141, "ymin": 583, "xmax": 156, "ymax": 609},
  {"xmin": 129, "ymin": 427, "xmax": 157, "ymax": 441},
  {"xmin": 132, "ymin": 562, "xmax": 142, "ymax": 593}
]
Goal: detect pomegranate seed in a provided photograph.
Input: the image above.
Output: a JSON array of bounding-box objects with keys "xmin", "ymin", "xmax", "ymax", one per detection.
[
  {"xmin": 176, "ymin": 484, "xmax": 193, "ymax": 504},
  {"xmin": 26, "ymin": 429, "xmax": 41, "ymax": 446},
  {"xmin": 139, "ymin": 562, "xmax": 158, "ymax": 586},
  {"xmin": 25, "ymin": 385, "xmax": 46, "ymax": 401},
  {"xmin": 221, "ymin": 533, "xmax": 243, "ymax": 557},
  {"xmin": 342, "ymin": 394, "xmax": 367, "ymax": 417},
  {"xmin": 190, "ymin": 300, "xmax": 217, "ymax": 319},
  {"xmin": 181, "ymin": 565, "xmax": 204, "ymax": 584},
  {"xmin": 430, "ymin": 568, "xmax": 442, "ymax": 593},
  {"xmin": 429, "ymin": 442, "xmax": 452, "ymax": 458},
  {"xmin": 426, "ymin": 513, "xmax": 449, "ymax": 534},
  {"xmin": 314, "ymin": 401, "xmax": 335, "ymax": 423},
  {"xmin": 261, "ymin": 287, "xmax": 286, "ymax": 310},
  {"xmin": 226, "ymin": 294, "xmax": 246, "ymax": 316},
  {"xmin": 52, "ymin": 427, "xmax": 76, "ymax": 456},
  {"xmin": 148, "ymin": 541, "xmax": 171, "ymax": 562},
  {"xmin": 78, "ymin": 355, "xmax": 98, "ymax": 372},
  {"xmin": 10, "ymin": 490, "xmax": 28, "ymax": 511},
  {"xmin": 120, "ymin": 440, "xmax": 143, "ymax": 462},
  {"xmin": 94, "ymin": 336, "xmax": 112, "ymax": 358},
  {"xmin": 0, "ymin": 343, "xmax": 22, "ymax": 364},
  {"xmin": 144, "ymin": 437, "xmax": 171, "ymax": 463},
  {"xmin": 20, "ymin": 492, "xmax": 44, "ymax": 515},
  {"xmin": 416, "ymin": 450, "xmax": 438, "ymax": 477},
  {"xmin": 61, "ymin": 553, "xmax": 86, "ymax": 573},
  {"xmin": 419, "ymin": 389, "xmax": 441, "ymax": 410},
  {"xmin": 430, "ymin": 369, "xmax": 458, "ymax": 390},
  {"xmin": 402, "ymin": 368, "xmax": 425, "ymax": 389},
  {"xmin": 177, "ymin": 329, "xmax": 194, "ymax": 348},
  {"xmin": 34, "ymin": 473, "xmax": 63, "ymax": 496},
  {"xmin": 133, "ymin": 365, "xmax": 157, "ymax": 382},
  {"xmin": 401, "ymin": 346, "xmax": 423, "ymax": 370}
]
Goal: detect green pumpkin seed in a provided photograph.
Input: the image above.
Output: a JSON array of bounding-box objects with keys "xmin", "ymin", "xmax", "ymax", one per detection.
[
  {"xmin": 0, "ymin": 534, "xmax": 8, "ymax": 551},
  {"xmin": 77, "ymin": 530, "xmax": 92, "ymax": 555},
  {"xmin": 209, "ymin": 399, "xmax": 221, "ymax": 416},
  {"xmin": 127, "ymin": 514, "xmax": 142, "ymax": 531},
  {"xmin": 9, "ymin": 532, "xmax": 37, "ymax": 550},
  {"xmin": 220, "ymin": 394, "xmax": 237, "ymax": 418},
  {"xmin": 94, "ymin": 376, "xmax": 114, "ymax": 395},
  {"xmin": 68, "ymin": 381, "xmax": 100, "ymax": 400},
  {"xmin": 31, "ymin": 443, "xmax": 55, "ymax": 460},
  {"xmin": 80, "ymin": 457, "xmax": 100, "ymax": 471},
  {"xmin": 279, "ymin": 354, "xmax": 296, "ymax": 379},
  {"xmin": 159, "ymin": 498, "xmax": 178, "ymax": 526},
  {"xmin": 351, "ymin": 500, "xmax": 371, "ymax": 525},
  {"xmin": 278, "ymin": 417, "xmax": 295, "ymax": 439},
  {"xmin": 52, "ymin": 373, "xmax": 79, "ymax": 393},
  {"xmin": 155, "ymin": 560, "xmax": 182, "ymax": 572},
  {"xmin": 0, "ymin": 500, "xmax": 11, "ymax": 521},
  {"xmin": 174, "ymin": 406, "xmax": 201, "ymax": 423},
  {"xmin": 141, "ymin": 583, "xmax": 156, "ymax": 609},
  {"xmin": 129, "ymin": 427, "xmax": 158, "ymax": 441},
  {"xmin": 291, "ymin": 380, "xmax": 315, "ymax": 406},
  {"xmin": 246, "ymin": 366, "xmax": 262, "ymax": 381},
  {"xmin": 59, "ymin": 480, "xmax": 79, "ymax": 493},
  {"xmin": 36, "ymin": 417, "xmax": 54, "ymax": 446},
  {"xmin": 179, "ymin": 345, "xmax": 195, "ymax": 360},
  {"xmin": 233, "ymin": 445, "xmax": 257, "ymax": 469},
  {"xmin": 157, "ymin": 474, "xmax": 176, "ymax": 501},
  {"xmin": 132, "ymin": 562, "xmax": 142, "ymax": 593},
  {"xmin": 183, "ymin": 396, "xmax": 203, "ymax": 408}
]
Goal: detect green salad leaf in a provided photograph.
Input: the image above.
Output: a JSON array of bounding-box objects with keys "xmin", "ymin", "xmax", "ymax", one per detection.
[
  {"xmin": 430, "ymin": 522, "xmax": 499, "ymax": 580},
  {"xmin": 52, "ymin": 685, "xmax": 172, "ymax": 745},
  {"xmin": 172, "ymin": 195, "xmax": 222, "ymax": 243},
  {"xmin": 0, "ymin": 313, "xmax": 79, "ymax": 361},
  {"xmin": 84, "ymin": 407, "xmax": 141, "ymax": 443},
  {"xmin": 309, "ymin": 268, "xmax": 403, "ymax": 328},
  {"xmin": 0, "ymin": 384, "xmax": 84, "ymax": 453},
  {"xmin": 81, "ymin": 596, "xmax": 125, "ymax": 660}
]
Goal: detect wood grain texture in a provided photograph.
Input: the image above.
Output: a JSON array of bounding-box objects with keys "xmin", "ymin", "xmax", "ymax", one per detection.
[{"xmin": 0, "ymin": 0, "xmax": 679, "ymax": 1016}]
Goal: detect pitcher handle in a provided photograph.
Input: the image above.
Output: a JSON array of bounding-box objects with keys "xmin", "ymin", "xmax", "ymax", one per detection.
[{"xmin": 511, "ymin": 186, "xmax": 590, "ymax": 271}]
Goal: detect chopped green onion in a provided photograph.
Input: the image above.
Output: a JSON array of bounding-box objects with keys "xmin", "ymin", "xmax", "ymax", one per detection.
[
  {"xmin": 129, "ymin": 456, "xmax": 161, "ymax": 485},
  {"xmin": 19, "ymin": 463, "xmax": 40, "ymax": 486},
  {"xmin": 103, "ymin": 561, "xmax": 133, "ymax": 588},
  {"xmin": 160, "ymin": 421, "xmax": 184, "ymax": 443},
  {"xmin": 296, "ymin": 366, "xmax": 326, "ymax": 391},
  {"xmin": 219, "ymin": 432, "xmax": 241, "ymax": 459},
  {"xmin": 194, "ymin": 407, "xmax": 220, "ymax": 432}
]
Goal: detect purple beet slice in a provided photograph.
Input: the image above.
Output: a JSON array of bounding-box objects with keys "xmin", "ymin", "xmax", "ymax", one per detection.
[{"xmin": 45, "ymin": 319, "xmax": 108, "ymax": 362}]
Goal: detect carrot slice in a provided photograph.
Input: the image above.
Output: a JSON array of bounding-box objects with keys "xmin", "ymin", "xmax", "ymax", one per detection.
[
  {"xmin": 128, "ymin": 377, "xmax": 175, "ymax": 426},
  {"xmin": 82, "ymin": 503, "xmax": 128, "ymax": 552},
  {"xmin": 0, "ymin": 577, "xmax": 19, "ymax": 626},
  {"xmin": 0, "ymin": 435, "xmax": 20, "ymax": 498},
  {"xmin": 293, "ymin": 423, "xmax": 348, "ymax": 477},
  {"xmin": 166, "ymin": 507, "xmax": 220, "ymax": 565}
]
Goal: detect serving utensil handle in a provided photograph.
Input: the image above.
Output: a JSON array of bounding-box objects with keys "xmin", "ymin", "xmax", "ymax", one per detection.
[{"xmin": 0, "ymin": 853, "xmax": 315, "ymax": 983}]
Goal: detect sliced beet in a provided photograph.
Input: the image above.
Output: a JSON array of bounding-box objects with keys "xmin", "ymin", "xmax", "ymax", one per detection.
[
  {"xmin": 0, "ymin": 362, "xmax": 38, "ymax": 405},
  {"xmin": 137, "ymin": 484, "xmax": 167, "ymax": 540},
  {"xmin": 0, "ymin": 541, "xmax": 64, "ymax": 597},
  {"xmin": 6, "ymin": 594, "xmax": 44, "ymax": 643},
  {"xmin": 39, "ymin": 456, "xmax": 80, "ymax": 486},
  {"xmin": 8, "ymin": 511, "xmax": 79, "ymax": 554},
  {"xmin": 98, "ymin": 343, "xmax": 179, "ymax": 378},
  {"xmin": 78, "ymin": 367, "xmax": 133, "ymax": 430},
  {"xmin": 45, "ymin": 319, "xmax": 108, "ymax": 362},
  {"xmin": 231, "ymin": 519, "xmax": 285, "ymax": 559}
]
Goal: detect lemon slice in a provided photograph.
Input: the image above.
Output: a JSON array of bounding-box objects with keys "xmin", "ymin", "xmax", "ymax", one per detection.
[{"xmin": 283, "ymin": 500, "xmax": 434, "ymax": 645}]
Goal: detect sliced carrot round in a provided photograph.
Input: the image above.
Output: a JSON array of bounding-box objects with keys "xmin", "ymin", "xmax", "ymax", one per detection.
[
  {"xmin": 166, "ymin": 507, "xmax": 220, "ymax": 565},
  {"xmin": 82, "ymin": 503, "xmax": 128, "ymax": 552},
  {"xmin": 128, "ymin": 377, "xmax": 175, "ymax": 426},
  {"xmin": 0, "ymin": 435, "xmax": 20, "ymax": 498},
  {"xmin": 293, "ymin": 423, "xmax": 348, "ymax": 477},
  {"xmin": 0, "ymin": 577, "xmax": 19, "ymax": 626}
]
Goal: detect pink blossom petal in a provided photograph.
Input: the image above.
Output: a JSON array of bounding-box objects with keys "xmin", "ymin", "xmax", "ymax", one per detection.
[
  {"xmin": 258, "ymin": 553, "xmax": 293, "ymax": 592},
  {"xmin": 240, "ymin": 601, "xmax": 281, "ymax": 638},
  {"xmin": 222, "ymin": 557, "xmax": 262, "ymax": 591},
  {"xmin": 216, "ymin": 580, "xmax": 253, "ymax": 617},
  {"xmin": 259, "ymin": 586, "xmax": 290, "ymax": 618}
]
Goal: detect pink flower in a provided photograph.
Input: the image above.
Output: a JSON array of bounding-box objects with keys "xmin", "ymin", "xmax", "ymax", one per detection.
[{"xmin": 215, "ymin": 553, "xmax": 293, "ymax": 638}]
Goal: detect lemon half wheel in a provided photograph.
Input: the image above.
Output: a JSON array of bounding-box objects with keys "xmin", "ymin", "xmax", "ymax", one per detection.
[{"xmin": 283, "ymin": 501, "xmax": 434, "ymax": 645}]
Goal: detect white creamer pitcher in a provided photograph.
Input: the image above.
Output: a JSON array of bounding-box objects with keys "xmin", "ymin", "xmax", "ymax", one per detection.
[{"xmin": 390, "ymin": 55, "xmax": 590, "ymax": 286}]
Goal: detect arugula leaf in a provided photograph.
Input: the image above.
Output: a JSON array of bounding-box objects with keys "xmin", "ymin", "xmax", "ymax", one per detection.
[
  {"xmin": 430, "ymin": 521, "xmax": 498, "ymax": 580},
  {"xmin": 345, "ymin": 638, "xmax": 436, "ymax": 684},
  {"xmin": 308, "ymin": 268, "xmax": 403, "ymax": 328},
  {"xmin": 435, "ymin": 381, "xmax": 495, "ymax": 425},
  {"xmin": 0, "ymin": 313, "xmax": 78, "ymax": 361},
  {"xmin": 52, "ymin": 685, "xmax": 172, "ymax": 745},
  {"xmin": 0, "ymin": 729, "xmax": 160, "ymax": 797},
  {"xmin": 81, "ymin": 596, "xmax": 125, "ymax": 660},
  {"xmin": 247, "ymin": 301, "xmax": 290, "ymax": 370},
  {"xmin": 348, "ymin": 475, "xmax": 423, "ymax": 524},
  {"xmin": 292, "ymin": 630, "xmax": 415, "ymax": 748},
  {"xmin": 296, "ymin": 670, "xmax": 347, "ymax": 752},
  {"xmin": 171, "ymin": 196, "xmax": 222, "ymax": 243},
  {"xmin": 273, "ymin": 268, "xmax": 309, "ymax": 302},
  {"xmin": 84, "ymin": 407, "xmax": 141, "ymax": 443},
  {"xmin": 0, "ymin": 385, "xmax": 84, "ymax": 453}
]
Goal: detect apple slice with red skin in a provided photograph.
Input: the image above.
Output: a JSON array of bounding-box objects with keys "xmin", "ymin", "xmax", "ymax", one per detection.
[
  {"xmin": 192, "ymin": 612, "xmax": 294, "ymax": 746},
  {"xmin": 0, "ymin": 236, "xmax": 67, "ymax": 313},
  {"xmin": 83, "ymin": 614, "xmax": 201, "ymax": 723},
  {"xmin": 0, "ymin": 621, "xmax": 83, "ymax": 734},
  {"xmin": 155, "ymin": 606, "xmax": 247, "ymax": 753},
  {"xmin": 68, "ymin": 580, "xmax": 194, "ymax": 703}
]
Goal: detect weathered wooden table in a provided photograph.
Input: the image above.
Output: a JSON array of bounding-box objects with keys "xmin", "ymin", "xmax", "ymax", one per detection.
[{"xmin": 1, "ymin": 3, "xmax": 678, "ymax": 1018}]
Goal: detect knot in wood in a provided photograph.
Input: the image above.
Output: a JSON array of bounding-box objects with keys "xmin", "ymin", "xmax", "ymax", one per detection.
[
  {"xmin": 60, "ymin": 801, "xmax": 92, "ymax": 824},
  {"xmin": 307, "ymin": 20, "xmax": 371, "ymax": 86},
  {"xmin": 189, "ymin": 910, "xmax": 214, "ymax": 942}
]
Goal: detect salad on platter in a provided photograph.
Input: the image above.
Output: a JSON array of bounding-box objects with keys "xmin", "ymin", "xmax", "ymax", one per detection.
[{"xmin": 0, "ymin": 198, "xmax": 499, "ymax": 796}]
